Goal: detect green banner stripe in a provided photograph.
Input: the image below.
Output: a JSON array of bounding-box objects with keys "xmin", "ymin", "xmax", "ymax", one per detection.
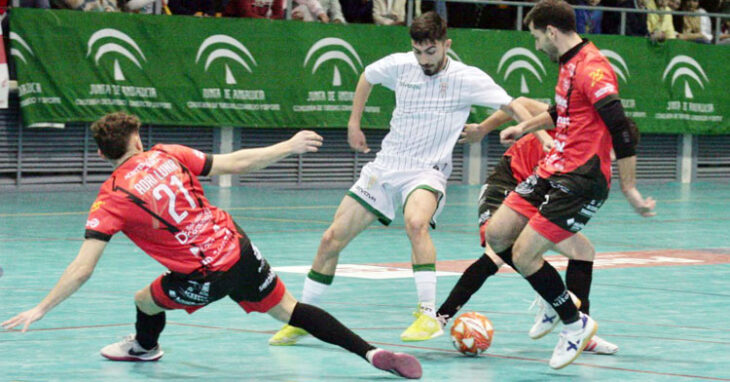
[
  {"xmin": 307, "ymin": 269, "xmax": 334, "ymax": 285},
  {"xmin": 412, "ymin": 263, "xmax": 436, "ymax": 272},
  {"xmin": 10, "ymin": 8, "xmax": 730, "ymax": 133}
]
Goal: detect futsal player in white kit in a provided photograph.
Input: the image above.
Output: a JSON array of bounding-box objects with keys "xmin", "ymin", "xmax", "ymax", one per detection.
[{"xmin": 270, "ymin": 11, "xmax": 533, "ymax": 344}]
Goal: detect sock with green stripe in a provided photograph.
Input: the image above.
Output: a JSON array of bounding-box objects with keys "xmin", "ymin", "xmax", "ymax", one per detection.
[
  {"xmin": 413, "ymin": 264, "xmax": 436, "ymax": 318},
  {"xmin": 301, "ymin": 269, "xmax": 334, "ymax": 306}
]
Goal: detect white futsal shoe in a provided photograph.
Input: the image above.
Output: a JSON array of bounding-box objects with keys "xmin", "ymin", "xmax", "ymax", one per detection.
[
  {"xmin": 583, "ymin": 335, "xmax": 619, "ymax": 354},
  {"xmin": 549, "ymin": 313, "xmax": 597, "ymax": 369},
  {"xmin": 100, "ymin": 334, "xmax": 164, "ymax": 362},
  {"xmin": 528, "ymin": 291, "xmax": 581, "ymax": 340}
]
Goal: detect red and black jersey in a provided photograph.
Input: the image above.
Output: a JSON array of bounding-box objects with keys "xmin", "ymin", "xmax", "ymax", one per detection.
[
  {"xmin": 505, "ymin": 131, "xmax": 557, "ymax": 183},
  {"xmin": 85, "ymin": 144, "xmax": 242, "ymax": 275},
  {"xmin": 538, "ymin": 40, "xmax": 618, "ymax": 184}
]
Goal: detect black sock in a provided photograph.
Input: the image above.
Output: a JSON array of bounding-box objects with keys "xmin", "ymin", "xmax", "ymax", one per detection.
[
  {"xmin": 495, "ymin": 247, "xmax": 516, "ymax": 269},
  {"xmin": 289, "ymin": 303, "xmax": 375, "ymax": 360},
  {"xmin": 566, "ymin": 260, "xmax": 593, "ymax": 315},
  {"xmin": 135, "ymin": 307, "xmax": 165, "ymax": 350},
  {"xmin": 437, "ymin": 254, "xmax": 499, "ymax": 320},
  {"xmin": 525, "ymin": 262, "xmax": 579, "ymax": 324}
]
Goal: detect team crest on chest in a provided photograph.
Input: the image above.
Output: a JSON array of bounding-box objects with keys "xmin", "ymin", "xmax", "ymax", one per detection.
[{"xmin": 439, "ymin": 81, "xmax": 448, "ymax": 96}]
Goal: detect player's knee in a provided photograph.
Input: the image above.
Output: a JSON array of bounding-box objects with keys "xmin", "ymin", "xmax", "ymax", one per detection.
[
  {"xmin": 404, "ymin": 215, "xmax": 429, "ymax": 238},
  {"xmin": 484, "ymin": 225, "xmax": 511, "ymax": 253}
]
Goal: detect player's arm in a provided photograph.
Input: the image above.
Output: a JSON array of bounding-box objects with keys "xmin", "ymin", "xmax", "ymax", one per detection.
[
  {"xmin": 499, "ymin": 110, "xmax": 555, "ymax": 145},
  {"xmin": 208, "ymin": 130, "xmax": 323, "ymax": 176},
  {"xmin": 596, "ymin": 98, "xmax": 656, "ymax": 217},
  {"xmin": 2, "ymin": 239, "xmax": 107, "ymax": 332},
  {"xmin": 460, "ymin": 97, "xmax": 548, "ymax": 144},
  {"xmin": 347, "ymin": 73, "xmax": 374, "ymax": 153}
]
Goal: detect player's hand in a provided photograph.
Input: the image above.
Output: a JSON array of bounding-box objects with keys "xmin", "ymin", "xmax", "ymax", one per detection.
[
  {"xmin": 500, "ymin": 124, "xmax": 524, "ymax": 146},
  {"xmin": 2, "ymin": 306, "xmax": 46, "ymax": 333},
  {"xmin": 542, "ymin": 140, "xmax": 554, "ymax": 152},
  {"xmin": 458, "ymin": 123, "xmax": 485, "ymax": 144},
  {"xmin": 348, "ymin": 127, "xmax": 370, "ymax": 153},
  {"xmin": 623, "ymin": 187, "xmax": 656, "ymax": 217},
  {"xmin": 633, "ymin": 196, "xmax": 656, "ymax": 217},
  {"xmin": 288, "ymin": 130, "xmax": 323, "ymax": 154}
]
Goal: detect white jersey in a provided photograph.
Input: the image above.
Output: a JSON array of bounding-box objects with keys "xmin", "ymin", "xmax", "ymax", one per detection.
[{"xmin": 364, "ymin": 52, "xmax": 512, "ymax": 176}]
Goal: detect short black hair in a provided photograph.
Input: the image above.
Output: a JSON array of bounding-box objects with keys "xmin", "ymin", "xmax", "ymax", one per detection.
[
  {"xmin": 409, "ymin": 11, "xmax": 448, "ymax": 44},
  {"xmin": 90, "ymin": 112, "xmax": 141, "ymax": 160},
  {"xmin": 524, "ymin": 0, "xmax": 577, "ymax": 33}
]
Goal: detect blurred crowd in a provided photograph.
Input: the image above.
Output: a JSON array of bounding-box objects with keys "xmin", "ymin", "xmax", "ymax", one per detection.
[{"xmin": 0, "ymin": 0, "xmax": 728, "ymax": 44}]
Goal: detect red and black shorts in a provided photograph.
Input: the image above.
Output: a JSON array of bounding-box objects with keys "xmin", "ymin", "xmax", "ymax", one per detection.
[
  {"xmin": 150, "ymin": 237, "xmax": 285, "ymax": 314},
  {"xmin": 504, "ymin": 156, "xmax": 609, "ymax": 244},
  {"xmin": 478, "ymin": 156, "xmax": 519, "ymax": 247}
]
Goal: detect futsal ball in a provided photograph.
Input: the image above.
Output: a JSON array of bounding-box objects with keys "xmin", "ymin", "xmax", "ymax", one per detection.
[{"xmin": 450, "ymin": 312, "xmax": 494, "ymax": 356}]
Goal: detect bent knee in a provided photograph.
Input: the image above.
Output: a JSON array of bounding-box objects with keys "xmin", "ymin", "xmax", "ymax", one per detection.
[{"xmin": 404, "ymin": 216, "xmax": 430, "ymax": 237}]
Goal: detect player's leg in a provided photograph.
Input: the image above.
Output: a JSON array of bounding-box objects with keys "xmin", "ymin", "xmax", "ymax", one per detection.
[
  {"xmin": 269, "ymin": 195, "xmax": 377, "ymax": 345},
  {"xmin": 554, "ymin": 233, "xmax": 618, "ymax": 354},
  {"xmin": 435, "ymin": 246, "xmax": 505, "ymax": 327},
  {"xmin": 100, "ymin": 284, "xmax": 168, "ymax": 362},
  {"xmin": 267, "ymin": 291, "xmax": 422, "ymax": 379},
  {"xmin": 307, "ymin": 194, "xmax": 378, "ymax": 304},
  {"xmin": 404, "ymin": 188, "xmax": 439, "ymax": 310},
  {"xmin": 511, "ymin": 225, "xmax": 596, "ymax": 369},
  {"xmin": 233, "ymin": 245, "xmax": 422, "ymax": 379}
]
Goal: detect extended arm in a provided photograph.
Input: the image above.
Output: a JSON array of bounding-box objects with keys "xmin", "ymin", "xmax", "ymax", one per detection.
[
  {"xmin": 208, "ymin": 131, "xmax": 323, "ymax": 176},
  {"xmin": 2, "ymin": 239, "xmax": 107, "ymax": 332}
]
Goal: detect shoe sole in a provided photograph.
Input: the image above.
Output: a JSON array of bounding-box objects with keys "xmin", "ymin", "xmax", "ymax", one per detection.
[
  {"xmin": 101, "ymin": 352, "xmax": 164, "ymax": 362},
  {"xmin": 268, "ymin": 330, "xmax": 309, "ymax": 346},
  {"xmin": 372, "ymin": 351, "xmax": 423, "ymax": 379},
  {"xmin": 549, "ymin": 320, "xmax": 598, "ymax": 370},
  {"xmin": 529, "ymin": 320, "xmax": 560, "ymax": 340},
  {"xmin": 400, "ymin": 328, "xmax": 444, "ymax": 342}
]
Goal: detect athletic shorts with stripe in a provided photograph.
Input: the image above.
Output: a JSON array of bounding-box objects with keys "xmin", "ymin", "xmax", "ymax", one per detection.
[
  {"xmin": 478, "ymin": 156, "xmax": 519, "ymax": 247},
  {"xmin": 150, "ymin": 235, "xmax": 285, "ymax": 314},
  {"xmin": 503, "ymin": 156, "xmax": 609, "ymax": 244},
  {"xmin": 347, "ymin": 162, "xmax": 447, "ymax": 227}
]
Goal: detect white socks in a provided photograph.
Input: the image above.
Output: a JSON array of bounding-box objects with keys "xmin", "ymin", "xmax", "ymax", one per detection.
[
  {"xmin": 414, "ymin": 271, "xmax": 436, "ymax": 317},
  {"xmin": 301, "ymin": 276, "xmax": 330, "ymax": 306}
]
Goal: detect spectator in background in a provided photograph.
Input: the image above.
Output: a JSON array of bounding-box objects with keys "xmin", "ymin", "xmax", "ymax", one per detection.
[
  {"xmin": 647, "ymin": 0, "xmax": 677, "ymax": 41},
  {"xmin": 64, "ymin": 0, "xmax": 118, "ymax": 11},
  {"xmin": 720, "ymin": 0, "xmax": 730, "ymax": 44},
  {"xmin": 19, "ymin": 0, "xmax": 50, "ymax": 8},
  {"xmin": 602, "ymin": 0, "xmax": 649, "ymax": 36},
  {"xmin": 167, "ymin": 0, "xmax": 217, "ymax": 15},
  {"xmin": 668, "ymin": 0, "xmax": 683, "ymax": 31},
  {"xmin": 292, "ymin": 0, "xmax": 332, "ymax": 22},
  {"xmin": 120, "ymin": 0, "xmax": 155, "ymax": 13},
  {"xmin": 373, "ymin": 0, "xmax": 406, "ymax": 25},
  {"xmin": 341, "ymin": 0, "xmax": 373, "ymax": 23},
  {"xmin": 677, "ymin": 0, "xmax": 712, "ymax": 42},
  {"xmin": 224, "ymin": 0, "xmax": 284, "ymax": 18},
  {"xmin": 575, "ymin": 0, "xmax": 604, "ymax": 33}
]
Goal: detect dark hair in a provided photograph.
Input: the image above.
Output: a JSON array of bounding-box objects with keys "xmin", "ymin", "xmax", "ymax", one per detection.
[
  {"xmin": 409, "ymin": 11, "xmax": 447, "ymax": 43},
  {"xmin": 524, "ymin": 0, "xmax": 577, "ymax": 33},
  {"xmin": 90, "ymin": 112, "xmax": 141, "ymax": 160},
  {"xmin": 626, "ymin": 117, "xmax": 640, "ymax": 145}
]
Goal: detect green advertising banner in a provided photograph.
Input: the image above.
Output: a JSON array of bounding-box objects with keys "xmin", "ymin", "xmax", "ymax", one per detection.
[{"xmin": 9, "ymin": 8, "xmax": 730, "ymax": 133}]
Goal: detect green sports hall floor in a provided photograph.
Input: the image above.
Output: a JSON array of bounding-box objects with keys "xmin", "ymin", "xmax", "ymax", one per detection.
[{"xmin": 1, "ymin": 182, "xmax": 728, "ymax": 381}]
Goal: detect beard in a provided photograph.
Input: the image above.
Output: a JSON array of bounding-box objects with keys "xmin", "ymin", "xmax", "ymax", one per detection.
[
  {"xmin": 420, "ymin": 55, "xmax": 446, "ymax": 76},
  {"xmin": 545, "ymin": 46, "xmax": 560, "ymax": 63}
]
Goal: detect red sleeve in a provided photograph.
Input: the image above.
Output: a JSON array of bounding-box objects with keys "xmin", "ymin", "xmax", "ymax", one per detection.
[
  {"xmin": 271, "ymin": 0, "xmax": 284, "ymax": 19},
  {"xmin": 152, "ymin": 144, "xmax": 213, "ymax": 177},
  {"xmin": 576, "ymin": 57, "xmax": 620, "ymax": 108},
  {"xmin": 242, "ymin": 0, "xmax": 265, "ymax": 17},
  {"xmin": 84, "ymin": 193, "xmax": 124, "ymax": 241}
]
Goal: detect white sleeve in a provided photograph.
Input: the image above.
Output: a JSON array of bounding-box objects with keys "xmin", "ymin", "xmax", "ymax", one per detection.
[
  {"xmin": 464, "ymin": 67, "xmax": 513, "ymax": 109},
  {"xmin": 700, "ymin": 10, "xmax": 712, "ymax": 42},
  {"xmin": 364, "ymin": 54, "xmax": 399, "ymax": 90}
]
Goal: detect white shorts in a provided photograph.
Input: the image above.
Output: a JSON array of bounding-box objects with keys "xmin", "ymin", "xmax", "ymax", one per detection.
[{"xmin": 347, "ymin": 162, "xmax": 447, "ymax": 227}]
